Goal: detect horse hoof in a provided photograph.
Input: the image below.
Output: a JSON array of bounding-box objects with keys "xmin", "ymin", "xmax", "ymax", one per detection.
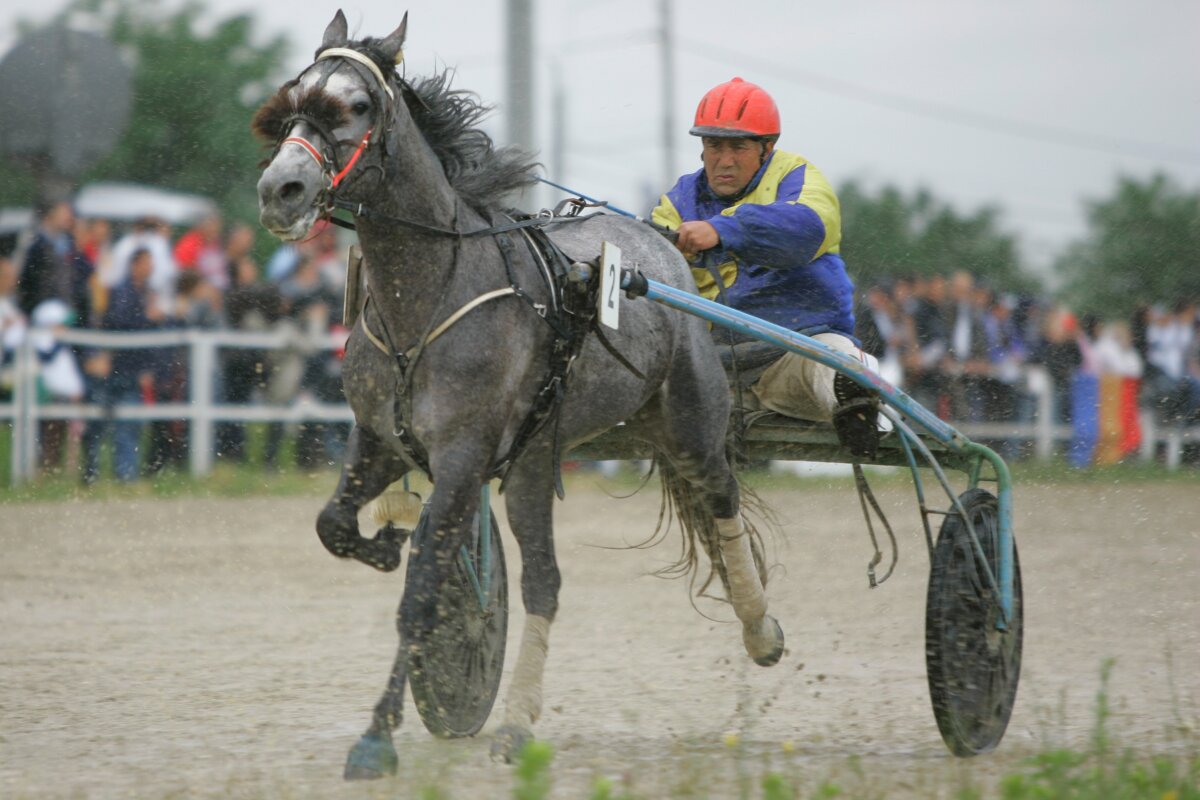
[
  {"xmin": 744, "ymin": 615, "xmax": 785, "ymax": 667},
  {"xmin": 354, "ymin": 525, "xmax": 406, "ymax": 572},
  {"xmin": 343, "ymin": 734, "xmax": 398, "ymax": 780},
  {"xmin": 489, "ymin": 724, "xmax": 531, "ymax": 764}
]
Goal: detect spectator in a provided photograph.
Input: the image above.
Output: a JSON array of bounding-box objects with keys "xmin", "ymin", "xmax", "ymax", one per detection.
[
  {"xmin": 1033, "ymin": 305, "xmax": 1082, "ymax": 426},
  {"xmin": 902, "ymin": 273, "xmax": 948, "ymax": 413},
  {"xmin": 16, "ymin": 199, "xmax": 75, "ymax": 316},
  {"xmin": 19, "ymin": 200, "xmax": 82, "ymax": 473},
  {"xmin": 944, "ymin": 271, "xmax": 991, "ymax": 422},
  {"xmin": 106, "ymin": 217, "xmax": 177, "ymax": 315},
  {"xmin": 175, "ymin": 213, "xmax": 228, "ymax": 291},
  {"xmin": 0, "ymin": 255, "xmax": 24, "ymax": 401},
  {"xmin": 223, "ymin": 223, "xmax": 257, "ymax": 284},
  {"xmin": 173, "ymin": 271, "xmax": 223, "ymax": 330},
  {"xmin": 982, "ymin": 293, "xmax": 1029, "ymax": 458},
  {"xmin": 30, "ymin": 299, "xmax": 85, "ymax": 475},
  {"xmin": 1093, "ymin": 320, "xmax": 1143, "ymax": 464},
  {"xmin": 66, "ymin": 216, "xmax": 111, "ymax": 329},
  {"xmin": 100, "ymin": 248, "xmax": 164, "ymax": 481},
  {"xmin": 1185, "ymin": 308, "xmax": 1200, "ymax": 429},
  {"xmin": 279, "ymin": 253, "xmax": 344, "ymax": 467},
  {"xmin": 218, "ymin": 255, "xmax": 283, "ymax": 462},
  {"xmin": 1068, "ymin": 314, "xmax": 1102, "ymax": 468},
  {"xmin": 855, "ymin": 282, "xmax": 905, "ymax": 386}
]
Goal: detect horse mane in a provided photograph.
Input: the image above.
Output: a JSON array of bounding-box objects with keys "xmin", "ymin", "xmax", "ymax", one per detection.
[
  {"xmin": 403, "ymin": 71, "xmax": 541, "ymax": 211},
  {"xmin": 352, "ymin": 38, "xmax": 540, "ymax": 211}
]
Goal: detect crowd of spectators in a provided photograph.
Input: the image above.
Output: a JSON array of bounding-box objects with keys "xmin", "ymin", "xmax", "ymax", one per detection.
[
  {"xmin": 1, "ymin": 199, "xmax": 349, "ymax": 482},
  {"xmin": 4, "ymin": 200, "xmax": 1200, "ymax": 482},
  {"xmin": 855, "ymin": 270, "xmax": 1200, "ymax": 465}
]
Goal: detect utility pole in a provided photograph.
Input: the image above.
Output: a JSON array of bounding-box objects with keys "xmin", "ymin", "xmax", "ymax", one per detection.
[
  {"xmin": 659, "ymin": 0, "xmax": 676, "ymax": 190},
  {"xmin": 551, "ymin": 60, "xmax": 566, "ymax": 183},
  {"xmin": 506, "ymin": 0, "xmax": 536, "ymax": 205}
]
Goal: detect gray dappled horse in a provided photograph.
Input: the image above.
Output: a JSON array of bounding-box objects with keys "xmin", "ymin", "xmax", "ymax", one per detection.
[{"xmin": 254, "ymin": 10, "xmax": 783, "ymax": 778}]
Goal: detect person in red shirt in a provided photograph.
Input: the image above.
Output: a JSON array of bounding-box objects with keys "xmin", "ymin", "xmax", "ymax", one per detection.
[{"xmin": 174, "ymin": 213, "xmax": 227, "ymax": 291}]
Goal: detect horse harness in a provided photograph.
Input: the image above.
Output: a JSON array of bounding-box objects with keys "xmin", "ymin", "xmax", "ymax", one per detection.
[
  {"xmin": 276, "ymin": 46, "xmax": 640, "ymax": 494},
  {"xmin": 352, "ymin": 206, "xmax": 624, "ymax": 497}
]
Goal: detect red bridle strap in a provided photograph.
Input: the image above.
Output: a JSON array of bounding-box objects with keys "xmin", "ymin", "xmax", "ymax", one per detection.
[
  {"xmin": 282, "ymin": 136, "xmax": 325, "ymax": 168},
  {"xmin": 281, "ymin": 127, "xmax": 374, "ymax": 189},
  {"xmin": 331, "ymin": 129, "xmax": 373, "ymax": 188}
]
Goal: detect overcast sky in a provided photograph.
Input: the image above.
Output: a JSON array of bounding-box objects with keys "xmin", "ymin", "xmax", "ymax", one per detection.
[{"xmin": 4, "ymin": 0, "xmax": 1199, "ymax": 278}]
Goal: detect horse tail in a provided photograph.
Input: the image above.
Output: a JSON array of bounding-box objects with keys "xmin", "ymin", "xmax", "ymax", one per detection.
[{"xmin": 652, "ymin": 456, "xmax": 774, "ymax": 606}]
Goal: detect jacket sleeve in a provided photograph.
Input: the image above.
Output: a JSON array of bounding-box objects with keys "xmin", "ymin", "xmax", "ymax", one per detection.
[
  {"xmin": 708, "ymin": 162, "xmax": 842, "ymax": 270},
  {"xmin": 651, "ymin": 193, "xmax": 682, "ymax": 231}
]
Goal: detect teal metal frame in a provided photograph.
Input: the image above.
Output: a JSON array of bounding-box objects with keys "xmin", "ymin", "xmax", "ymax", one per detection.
[
  {"xmin": 439, "ymin": 269, "xmax": 1017, "ymax": 628},
  {"xmin": 625, "ymin": 272, "xmax": 1016, "ymax": 627}
]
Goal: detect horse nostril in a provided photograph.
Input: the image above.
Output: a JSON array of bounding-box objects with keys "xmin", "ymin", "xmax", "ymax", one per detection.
[{"xmin": 279, "ymin": 181, "xmax": 306, "ymax": 204}]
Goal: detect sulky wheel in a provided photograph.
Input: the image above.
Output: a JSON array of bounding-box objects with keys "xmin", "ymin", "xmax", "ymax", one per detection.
[
  {"xmin": 925, "ymin": 487, "xmax": 1023, "ymax": 756},
  {"xmin": 409, "ymin": 507, "xmax": 508, "ymax": 738}
]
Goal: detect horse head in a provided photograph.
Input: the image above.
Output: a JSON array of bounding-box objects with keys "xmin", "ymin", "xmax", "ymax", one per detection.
[{"xmin": 253, "ymin": 10, "xmax": 407, "ymax": 240}]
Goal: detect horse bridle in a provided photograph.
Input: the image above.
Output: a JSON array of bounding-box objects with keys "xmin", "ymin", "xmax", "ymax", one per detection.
[{"xmin": 276, "ymin": 47, "xmax": 398, "ymax": 214}]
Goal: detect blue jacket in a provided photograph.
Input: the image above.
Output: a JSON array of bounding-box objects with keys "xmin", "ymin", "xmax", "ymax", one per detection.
[
  {"xmin": 103, "ymin": 280, "xmax": 160, "ymax": 389},
  {"xmin": 652, "ymin": 149, "xmax": 855, "ymax": 343}
]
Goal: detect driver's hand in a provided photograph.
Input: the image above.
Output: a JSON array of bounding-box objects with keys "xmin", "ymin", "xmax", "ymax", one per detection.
[{"xmin": 674, "ymin": 221, "xmax": 720, "ymax": 259}]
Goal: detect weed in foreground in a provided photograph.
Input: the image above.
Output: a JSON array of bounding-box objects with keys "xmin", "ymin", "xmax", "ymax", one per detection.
[{"xmin": 995, "ymin": 660, "xmax": 1198, "ymax": 800}]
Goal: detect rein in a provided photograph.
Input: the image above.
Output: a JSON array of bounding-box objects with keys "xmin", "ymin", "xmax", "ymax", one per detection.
[{"xmin": 329, "ymin": 197, "xmax": 593, "ymax": 239}]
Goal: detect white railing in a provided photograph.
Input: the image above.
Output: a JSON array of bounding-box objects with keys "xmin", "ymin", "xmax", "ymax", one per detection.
[
  {"xmin": 2, "ymin": 326, "xmax": 351, "ymax": 485},
  {"xmin": 3, "ymin": 329, "xmax": 1198, "ymax": 485}
]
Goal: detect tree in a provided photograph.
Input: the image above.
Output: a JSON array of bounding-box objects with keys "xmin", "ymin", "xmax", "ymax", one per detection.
[
  {"xmin": 1056, "ymin": 173, "xmax": 1200, "ymax": 317},
  {"xmin": 838, "ymin": 180, "xmax": 1033, "ymax": 292},
  {"xmin": 0, "ymin": 0, "xmax": 290, "ymax": 227}
]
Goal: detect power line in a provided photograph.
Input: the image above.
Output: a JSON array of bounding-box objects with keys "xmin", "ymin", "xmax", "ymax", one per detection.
[{"xmin": 677, "ymin": 38, "xmax": 1200, "ymax": 167}]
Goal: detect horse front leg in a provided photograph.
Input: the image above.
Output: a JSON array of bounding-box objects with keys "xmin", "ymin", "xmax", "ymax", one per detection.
[
  {"xmin": 489, "ymin": 454, "xmax": 561, "ymax": 762},
  {"xmin": 344, "ymin": 636, "xmax": 409, "ymax": 780},
  {"xmin": 316, "ymin": 424, "xmax": 411, "ymax": 572},
  {"xmin": 345, "ymin": 450, "xmax": 488, "ymax": 780}
]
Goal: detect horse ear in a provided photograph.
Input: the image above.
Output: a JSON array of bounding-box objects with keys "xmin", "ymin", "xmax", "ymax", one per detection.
[
  {"xmin": 322, "ymin": 10, "xmax": 349, "ymax": 50},
  {"xmin": 377, "ymin": 12, "xmax": 408, "ymax": 65}
]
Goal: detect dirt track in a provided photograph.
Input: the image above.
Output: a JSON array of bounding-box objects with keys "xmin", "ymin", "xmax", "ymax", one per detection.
[{"xmin": 2, "ymin": 477, "xmax": 1197, "ymax": 798}]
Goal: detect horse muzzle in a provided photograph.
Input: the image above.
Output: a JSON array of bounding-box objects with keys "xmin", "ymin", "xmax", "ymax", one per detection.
[{"xmin": 257, "ymin": 158, "xmax": 327, "ymax": 240}]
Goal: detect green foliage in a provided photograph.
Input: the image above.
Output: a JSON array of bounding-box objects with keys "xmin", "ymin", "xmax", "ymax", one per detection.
[
  {"xmin": 513, "ymin": 740, "xmax": 554, "ymax": 800},
  {"xmin": 838, "ymin": 180, "xmax": 1033, "ymax": 292},
  {"xmin": 761, "ymin": 772, "xmax": 796, "ymax": 800},
  {"xmin": 1056, "ymin": 173, "xmax": 1200, "ymax": 317},
  {"xmin": 590, "ymin": 775, "xmax": 636, "ymax": 800},
  {"xmin": 0, "ymin": 0, "xmax": 291, "ymax": 229},
  {"xmin": 996, "ymin": 659, "xmax": 1199, "ymax": 800}
]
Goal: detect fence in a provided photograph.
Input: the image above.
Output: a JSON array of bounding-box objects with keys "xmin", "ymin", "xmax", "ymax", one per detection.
[
  {"xmin": 3, "ymin": 327, "xmax": 1198, "ymax": 486},
  {"xmin": 2, "ymin": 326, "xmax": 351, "ymax": 485}
]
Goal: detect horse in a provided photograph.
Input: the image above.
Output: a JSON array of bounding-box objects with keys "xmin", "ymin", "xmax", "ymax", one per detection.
[{"xmin": 253, "ymin": 10, "xmax": 784, "ymax": 778}]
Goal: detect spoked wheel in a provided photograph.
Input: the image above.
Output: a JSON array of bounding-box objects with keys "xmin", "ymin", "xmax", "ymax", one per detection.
[
  {"xmin": 926, "ymin": 488, "xmax": 1023, "ymax": 756},
  {"xmin": 409, "ymin": 507, "xmax": 508, "ymax": 738}
]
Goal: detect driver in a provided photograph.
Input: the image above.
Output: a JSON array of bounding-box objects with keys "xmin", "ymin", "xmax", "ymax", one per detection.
[{"xmin": 652, "ymin": 77, "xmax": 880, "ymax": 458}]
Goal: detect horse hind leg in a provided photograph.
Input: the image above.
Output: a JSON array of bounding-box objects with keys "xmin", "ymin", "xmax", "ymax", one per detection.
[
  {"xmin": 715, "ymin": 513, "xmax": 785, "ymax": 666},
  {"xmin": 316, "ymin": 424, "xmax": 411, "ymax": 572},
  {"xmin": 658, "ymin": 453, "xmax": 785, "ymax": 667}
]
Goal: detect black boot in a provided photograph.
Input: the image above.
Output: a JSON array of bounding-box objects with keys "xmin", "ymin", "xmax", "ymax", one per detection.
[{"xmin": 832, "ymin": 372, "xmax": 881, "ymax": 460}]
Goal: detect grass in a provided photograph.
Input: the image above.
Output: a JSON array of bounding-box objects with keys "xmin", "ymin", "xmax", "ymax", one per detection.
[
  {"xmin": 3, "ymin": 428, "xmax": 1198, "ymax": 506},
  {"xmin": 484, "ymin": 660, "xmax": 1197, "ymax": 799}
]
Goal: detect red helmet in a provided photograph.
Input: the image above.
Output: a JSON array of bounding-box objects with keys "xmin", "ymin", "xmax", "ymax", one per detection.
[{"xmin": 690, "ymin": 77, "xmax": 780, "ymax": 139}]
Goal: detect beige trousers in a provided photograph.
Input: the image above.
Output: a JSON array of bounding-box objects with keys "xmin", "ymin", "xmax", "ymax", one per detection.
[{"xmin": 749, "ymin": 333, "xmax": 863, "ymax": 422}]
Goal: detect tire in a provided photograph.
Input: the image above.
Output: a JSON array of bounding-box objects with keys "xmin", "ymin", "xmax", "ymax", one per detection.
[
  {"xmin": 925, "ymin": 488, "xmax": 1023, "ymax": 756},
  {"xmin": 409, "ymin": 507, "xmax": 508, "ymax": 738}
]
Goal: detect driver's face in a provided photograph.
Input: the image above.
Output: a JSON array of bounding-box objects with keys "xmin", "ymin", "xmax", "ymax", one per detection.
[{"xmin": 702, "ymin": 137, "xmax": 770, "ymax": 198}]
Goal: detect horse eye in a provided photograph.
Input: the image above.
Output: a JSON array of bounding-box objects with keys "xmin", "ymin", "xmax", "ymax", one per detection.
[{"xmin": 352, "ymin": 101, "xmax": 371, "ymax": 116}]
